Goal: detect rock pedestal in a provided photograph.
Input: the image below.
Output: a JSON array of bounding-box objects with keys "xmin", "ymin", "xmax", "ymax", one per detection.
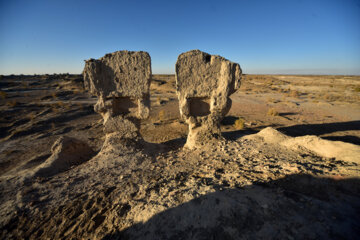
[
  {"xmin": 175, "ymin": 50, "xmax": 242, "ymax": 149},
  {"xmin": 83, "ymin": 50, "xmax": 151, "ymax": 149}
]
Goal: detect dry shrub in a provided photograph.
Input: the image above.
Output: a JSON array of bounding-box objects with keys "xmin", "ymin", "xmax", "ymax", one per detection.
[
  {"xmin": 57, "ymin": 101, "xmax": 65, "ymax": 108},
  {"xmin": 288, "ymin": 90, "xmax": 300, "ymax": 98},
  {"xmin": 322, "ymin": 94, "xmax": 340, "ymax": 102},
  {"xmin": 158, "ymin": 110, "xmax": 165, "ymax": 121},
  {"xmin": 51, "ymin": 103, "xmax": 60, "ymax": 112},
  {"xmin": 354, "ymin": 87, "xmax": 360, "ymax": 92},
  {"xmin": 65, "ymin": 103, "xmax": 72, "ymax": 110},
  {"xmin": 6, "ymin": 100, "xmax": 17, "ymax": 107},
  {"xmin": 267, "ymin": 97, "xmax": 275, "ymax": 103},
  {"xmin": 77, "ymin": 103, "xmax": 84, "ymax": 110},
  {"xmin": 233, "ymin": 118, "xmax": 245, "ymax": 130},
  {"xmin": 0, "ymin": 91, "xmax": 7, "ymax": 99},
  {"xmin": 267, "ymin": 108, "xmax": 279, "ymax": 116},
  {"xmin": 266, "ymin": 79, "xmax": 273, "ymax": 85},
  {"xmin": 72, "ymin": 88, "xmax": 84, "ymax": 95},
  {"xmin": 21, "ymin": 81, "xmax": 29, "ymax": 88},
  {"xmin": 28, "ymin": 112, "xmax": 36, "ymax": 121},
  {"xmin": 156, "ymin": 97, "xmax": 161, "ymax": 105}
]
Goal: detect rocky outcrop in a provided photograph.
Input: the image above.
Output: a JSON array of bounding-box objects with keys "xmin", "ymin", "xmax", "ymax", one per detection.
[
  {"xmin": 83, "ymin": 51, "xmax": 151, "ymax": 149},
  {"xmin": 176, "ymin": 50, "xmax": 242, "ymax": 148},
  {"xmin": 32, "ymin": 136, "xmax": 94, "ymax": 177}
]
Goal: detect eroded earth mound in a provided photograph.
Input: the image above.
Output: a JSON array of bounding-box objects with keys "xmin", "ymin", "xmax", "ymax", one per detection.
[{"xmin": 0, "ymin": 128, "xmax": 359, "ymax": 239}]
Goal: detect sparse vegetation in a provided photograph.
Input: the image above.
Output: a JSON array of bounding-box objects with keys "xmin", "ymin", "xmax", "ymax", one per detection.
[
  {"xmin": 6, "ymin": 100, "xmax": 17, "ymax": 107},
  {"xmin": 21, "ymin": 81, "xmax": 29, "ymax": 88},
  {"xmin": 288, "ymin": 90, "xmax": 300, "ymax": 98},
  {"xmin": 158, "ymin": 110, "xmax": 165, "ymax": 121},
  {"xmin": 0, "ymin": 91, "xmax": 7, "ymax": 99},
  {"xmin": 233, "ymin": 117, "xmax": 245, "ymax": 130},
  {"xmin": 156, "ymin": 96, "xmax": 161, "ymax": 105},
  {"xmin": 267, "ymin": 108, "xmax": 279, "ymax": 116},
  {"xmin": 28, "ymin": 112, "xmax": 37, "ymax": 121}
]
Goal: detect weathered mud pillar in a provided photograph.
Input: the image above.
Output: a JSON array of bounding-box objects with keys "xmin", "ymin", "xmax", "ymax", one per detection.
[
  {"xmin": 83, "ymin": 50, "xmax": 151, "ymax": 149},
  {"xmin": 175, "ymin": 50, "xmax": 242, "ymax": 149}
]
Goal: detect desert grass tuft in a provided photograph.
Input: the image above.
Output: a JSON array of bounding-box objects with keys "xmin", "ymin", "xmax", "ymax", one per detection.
[
  {"xmin": 233, "ymin": 117, "xmax": 245, "ymax": 130},
  {"xmin": 0, "ymin": 91, "xmax": 7, "ymax": 99},
  {"xmin": 156, "ymin": 96, "xmax": 162, "ymax": 106},
  {"xmin": 51, "ymin": 122, "xmax": 56, "ymax": 131},
  {"xmin": 267, "ymin": 108, "xmax": 279, "ymax": 116},
  {"xmin": 158, "ymin": 110, "xmax": 165, "ymax": 121},
  {"xmin": 288, "ymin": 90, "xmax": 300, "ymax": 98},
  {"xmin": 28, "ymin": 112, "xmax": 37, "ymax": 121},
  {"xmin": 6, "ymin": 100, "xmax": 17, "ymax": 107}
]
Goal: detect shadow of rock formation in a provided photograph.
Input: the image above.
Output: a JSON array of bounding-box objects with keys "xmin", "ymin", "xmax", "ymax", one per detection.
[
  {"xmin": 278, "ymin": 120, "xmax": 360, "ymax": 145},
  {"xmin": 104, "ymin": 174, "xmax": 360, "ymax": 240}
]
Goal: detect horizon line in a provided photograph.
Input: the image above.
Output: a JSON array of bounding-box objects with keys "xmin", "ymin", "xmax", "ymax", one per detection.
[{"xmin": 1, "ymin": 73, "xmax": 360, "ymax": 77}]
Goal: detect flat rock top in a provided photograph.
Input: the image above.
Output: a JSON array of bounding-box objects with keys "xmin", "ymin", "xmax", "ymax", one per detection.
[
  {"xmin": 83, "ymin": 50, "xmax": 151, "ymax": 98},
  {"xmin": 176, "ymin": 50, "xmax": 241, "ymax": 97}
]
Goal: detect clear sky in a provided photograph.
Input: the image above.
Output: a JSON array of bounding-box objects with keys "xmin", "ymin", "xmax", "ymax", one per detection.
[{"xmin": 0, "ymin": 0, "xmax": 359, "ymax": 75}]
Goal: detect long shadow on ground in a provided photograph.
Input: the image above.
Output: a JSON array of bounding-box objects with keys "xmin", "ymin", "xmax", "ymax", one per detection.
[
  {"xmin": 278, "ymin": 120, "xmax": 360, "ymax": 145},
  {"xmin": 222, "ymin": 120, "xmax": 360, "ymax": 145},
  {"xmin": 104, "ymin": 174, "xmax": 360, "ymax": 240}
]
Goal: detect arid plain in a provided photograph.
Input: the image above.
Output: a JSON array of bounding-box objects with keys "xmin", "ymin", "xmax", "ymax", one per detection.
[{"xmin": 0, "ymin": 74, "xmax": 359, "ymax": 239}]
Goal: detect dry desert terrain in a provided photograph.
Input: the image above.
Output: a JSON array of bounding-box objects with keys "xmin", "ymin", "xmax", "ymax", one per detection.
[{"xmin": 0, "ymin": 74, "xmax": 359, "ymax": 239}]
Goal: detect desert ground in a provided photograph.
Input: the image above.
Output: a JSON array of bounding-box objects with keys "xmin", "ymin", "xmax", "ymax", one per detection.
[{"xmin": 0, "ymin": 74, "xmax": 360, "ymax": 239}]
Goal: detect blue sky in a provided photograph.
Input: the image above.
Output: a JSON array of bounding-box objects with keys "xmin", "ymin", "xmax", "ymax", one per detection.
[{"xmin": 0, "ymin": 0, "xmax": 359, "ymax": 74}]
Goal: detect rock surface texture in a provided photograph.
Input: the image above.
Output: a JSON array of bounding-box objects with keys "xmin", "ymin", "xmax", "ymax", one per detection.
[
  {"xmin": 176, "ymin": 50, "xmax": 242, "ymax": 148},
  {"xmin": 31, "ymin": 136, "xmax": 94, "ymax": 178},
  {"xmin": 83, "ymin": 51, "xmax": 151, "ymax": 148}
]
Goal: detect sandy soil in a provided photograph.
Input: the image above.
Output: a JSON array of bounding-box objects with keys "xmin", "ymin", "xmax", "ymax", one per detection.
[{"xmin": 0, "ymin": 74, "xmax": 359, "ymax": 239}]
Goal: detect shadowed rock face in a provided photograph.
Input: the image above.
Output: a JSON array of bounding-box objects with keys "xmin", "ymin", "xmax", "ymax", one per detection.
[
  {"xmin": 83, "ymin": 51, "xmax": 151, "ymax": 148},
  {"xmin": 32, "ymin": 136, "xmax": 94, "ymax": 178},
  {"xmin": 176, "ymin": 50, "xmax": 242, "ymax": 148}
]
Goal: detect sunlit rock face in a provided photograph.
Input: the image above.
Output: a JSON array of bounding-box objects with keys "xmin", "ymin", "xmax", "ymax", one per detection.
[
  {"xmin": 175, "ymin": 50, "xmax": 242, "ymax": 149},
  {"xmin": 83, "ymin": 50, "xmax": 151, "ymax": 148}
]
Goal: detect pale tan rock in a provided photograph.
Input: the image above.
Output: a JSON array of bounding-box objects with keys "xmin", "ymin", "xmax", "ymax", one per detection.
[
  {"xmin": 83, "ymin": 50, "xmax": 151, "ymax": 98},
  {"xmin": 175, "ymin": 50, "xmax": 242, "ymax": 148},
  {"xmin": 253, "ymin": 127, "xmax": 360, "ymax": 163},
  {"xmin": 32, "ymin": 136, "xmax": 94, "ymax": 177},
  {"xmin": 83, "ymin": 51, "xmax": 151, "ymax": 147}
]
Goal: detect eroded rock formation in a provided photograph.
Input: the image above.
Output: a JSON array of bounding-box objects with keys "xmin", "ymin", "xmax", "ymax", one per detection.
[
  {"xmin": 176, "ymin": 50, "xmax": 242, "ymax": 148},
  {"xmin": 83, "ymin": 51, "xmax": 151, "ymax": 149},
  {"xmin": 32, "ymin": 136, "xmax": 94, "ymax": 178}
]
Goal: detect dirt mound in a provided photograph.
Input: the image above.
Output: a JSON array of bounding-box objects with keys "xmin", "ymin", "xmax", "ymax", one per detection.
[
  {"xmin": 30, "ymin": 136, "xmax": 94, "ymax": 178},
  {"xmin": 254, "ymin": 127, "xmax": 360, "ymax": 163}
]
